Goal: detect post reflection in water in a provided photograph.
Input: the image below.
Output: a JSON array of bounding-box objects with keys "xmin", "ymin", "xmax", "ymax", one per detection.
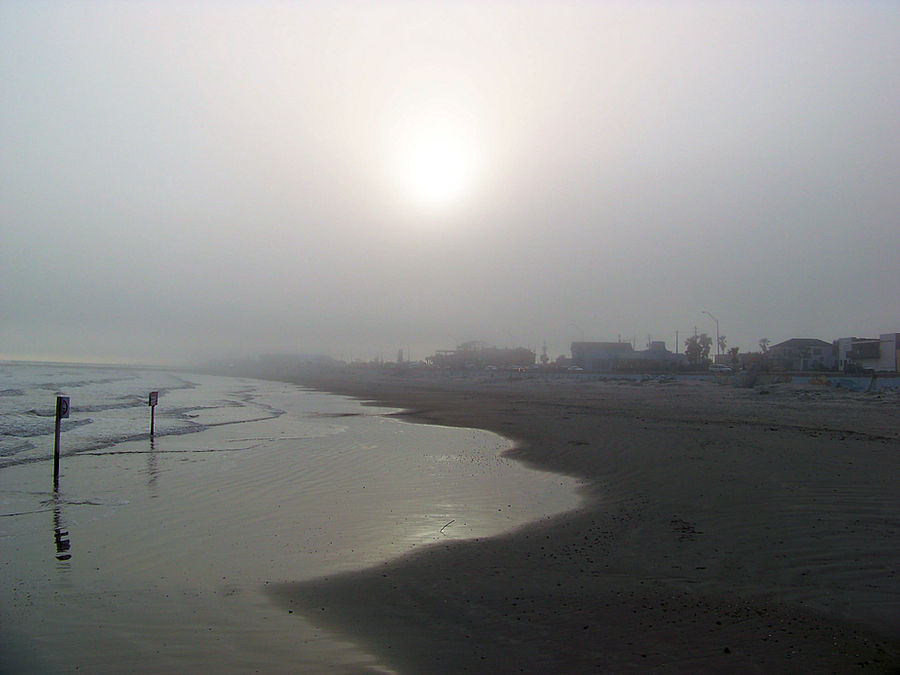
[
  {"xmin": 52, "ymin": 501, "xmax": 72, "ymax": 562},
  {"xmin": 147, "ymin": 436, "xmax": 159, "ymax": 494}
]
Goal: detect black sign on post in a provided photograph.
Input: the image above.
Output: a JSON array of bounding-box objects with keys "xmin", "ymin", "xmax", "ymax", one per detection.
[
  {"xmin": 54, "ymin": 396, "xmax": 69, "ymax": 490},
  {"xmin": 148, "ymin": 391, "xmax": 159, "ymax": 436}
]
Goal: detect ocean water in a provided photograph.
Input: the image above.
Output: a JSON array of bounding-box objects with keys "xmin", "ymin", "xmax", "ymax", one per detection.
[{"xmin": 0, "ymin": 362, "xmax": 580, "ymax": 673}]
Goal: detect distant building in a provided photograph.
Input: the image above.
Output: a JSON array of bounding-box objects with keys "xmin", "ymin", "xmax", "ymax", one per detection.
[
  {"xmin": 570, "ymin": 341, "xmax": 686, "ymax": 371},
  {"xmin": 767, "ymin": 338, "xmax": 836, "ymax": 371},
  {"xmin": 429, "ymin": 342, "xmax": 535, "ymax": 369},
  {"xmin": 835, "ymin": 333, "xmax": 900, "ymax": 372},
  {"xmin": 571, "ymin": 341, "xmax": 634, "ymax": 370},
  {"xmin": 879, "ymin": 333, "xmax": 900, "ymax": 371}
]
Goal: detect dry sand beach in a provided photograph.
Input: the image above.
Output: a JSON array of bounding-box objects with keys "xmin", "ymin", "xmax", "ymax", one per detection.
[{"xmin": 271, "ymin": 369, "xmax": 900, "ymax": 673}]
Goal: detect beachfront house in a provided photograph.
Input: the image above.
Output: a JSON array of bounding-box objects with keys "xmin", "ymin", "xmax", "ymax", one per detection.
[
  {"xmin": 767, "ymin": 338, "xmax": 836, "ymax": 371},
  {"xmin": 570, "ymin": 341, "xmax": 686, "ymax": 371},
  {"xmin": 835, "ymin": 333, "xmax": 900, "ymax": 372},
  {"xmin": 429, "ymin": 342, "xmax": 535, "ymax": 369},
  {"xmin": 570, "ymin": 341, "xmax": 634, "ymax": 370}
]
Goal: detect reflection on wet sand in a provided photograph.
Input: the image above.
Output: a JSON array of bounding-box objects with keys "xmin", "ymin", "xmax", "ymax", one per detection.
[
  {"xmin": 52, "ymin": 502, "xmax": 71, "ymax": 562},
  {"xmin": 147, "ymin": 437, "xmax": 158, "ymax": 493}
]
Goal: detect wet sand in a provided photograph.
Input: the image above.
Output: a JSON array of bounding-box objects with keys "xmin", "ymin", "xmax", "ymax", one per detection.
[
  {"xmin": 272, "ymin": 369, "xmax": 900, "ymax": 673},
  {"xmin": 1, "ymin": 378, "xmax": 579, "ymax": 674}
]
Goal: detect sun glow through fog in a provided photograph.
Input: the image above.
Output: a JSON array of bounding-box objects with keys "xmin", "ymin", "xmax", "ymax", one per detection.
[
  {"xmin": 400, "ymin": 135, "xmax": 470, "ymax": 207},
  {"xmin": 387, "ymin": 102, "xmax": 484, "ymax": 212}
]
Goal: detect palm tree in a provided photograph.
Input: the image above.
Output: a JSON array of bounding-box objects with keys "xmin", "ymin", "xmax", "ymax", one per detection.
[
  {"xmin": 699, "ymin": 333, "xmax": 713, "ymax": 362},
  {"xmin": 717, "ymin": 334, "xmax": 727, "ymax": 355},
  {"xmin": 759, "ymin": 337, "xmax": 770, "ymax": 353}
]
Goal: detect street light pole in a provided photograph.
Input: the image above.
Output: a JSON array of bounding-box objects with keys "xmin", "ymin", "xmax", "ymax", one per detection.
[{"xmin": 702, "ymin": 311, "xmax": 720, "ymax": 356}]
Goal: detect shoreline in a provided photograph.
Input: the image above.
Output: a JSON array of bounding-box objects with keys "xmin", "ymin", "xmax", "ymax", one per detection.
[
  {"xmin": 269, "ymin": 369, "xmax": 900, "ymax": 673},
  {"xmin": 6, "ymin": 369, "xmax": 575, "ymax": 673}
]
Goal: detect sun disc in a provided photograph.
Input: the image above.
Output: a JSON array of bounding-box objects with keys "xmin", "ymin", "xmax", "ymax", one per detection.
[
  {"xmin": 387, "ymin": 112, "xmax": 482, "ymax": 212},
  {"xmin": 403, "ymin": 137, "xmax": 469, "ymax": 206}
]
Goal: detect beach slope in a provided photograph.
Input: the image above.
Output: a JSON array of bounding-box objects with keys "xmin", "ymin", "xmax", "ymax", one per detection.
[{"xmin": 271, "ymin": 370, "xmax": 899, "ymax": 672}]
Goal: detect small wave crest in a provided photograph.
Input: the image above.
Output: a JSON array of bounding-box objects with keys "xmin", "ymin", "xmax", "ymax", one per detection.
[{"xmin": 7, "ymin": 414, "xmax": 92, "ymax": 437}]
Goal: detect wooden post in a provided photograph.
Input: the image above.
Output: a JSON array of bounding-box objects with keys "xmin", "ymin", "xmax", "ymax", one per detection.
[
  {"xmin": 54, "ymin": 396, "xmax": 69, "ymax": 490},
  {"xmin": 148, "ymin": 391, "xmax": 159, "ymax": 436}
]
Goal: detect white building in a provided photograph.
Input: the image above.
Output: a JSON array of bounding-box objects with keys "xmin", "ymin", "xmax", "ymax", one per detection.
[{"xmin": 835, "ymin": 333, "xmax": 900, "ymax": 372}]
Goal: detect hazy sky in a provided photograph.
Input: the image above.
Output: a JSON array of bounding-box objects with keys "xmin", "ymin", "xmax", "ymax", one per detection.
[{"xmin": 2, "ymin": 1, "xmax": 898, "ymax": 364}]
